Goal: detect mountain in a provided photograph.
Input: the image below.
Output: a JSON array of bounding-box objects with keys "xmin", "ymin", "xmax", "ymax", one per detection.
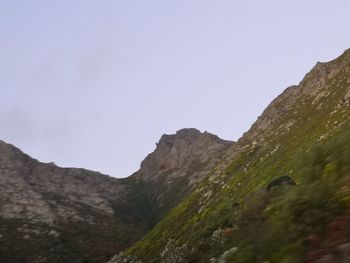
[
  {"xmin": 0, "ymin": 129, "xmax": 232, "ymax": 263},
  {"xmin": 110, "ymin": 49, "xmax": 350, "ymax": 262},
  {"xmin": 2, "ymin": 49, "xmax": 350, "ymax": 263}
]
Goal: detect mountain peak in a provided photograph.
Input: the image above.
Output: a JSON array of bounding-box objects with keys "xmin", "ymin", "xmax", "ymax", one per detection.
[
  {"xmin": 135, "ymin": 129, "xmax": 234, "ymax": 181},
  {"xmin": 175, "ymin": 127, "xmax": 201, "ymax": 136},
  {"xmin": 157, "ymin": 128, "xmax": 201, "ymax": 147},
  {"xmin": 157, "ymin": 128, "xmax": 229, "ymax": 147}
]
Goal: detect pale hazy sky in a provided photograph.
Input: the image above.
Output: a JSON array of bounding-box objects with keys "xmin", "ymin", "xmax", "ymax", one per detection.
[{"xmin": 1, "ymin": 1, "xmax": 349, "ymax": 177}]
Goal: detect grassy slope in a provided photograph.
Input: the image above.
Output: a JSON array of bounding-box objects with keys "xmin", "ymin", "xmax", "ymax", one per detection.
[{"xmin": 121, "ymin": 50, "xmax": 350, "ymax": 262}]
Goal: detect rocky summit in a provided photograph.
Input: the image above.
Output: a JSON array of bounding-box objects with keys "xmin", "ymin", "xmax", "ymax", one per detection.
[{"xmin": 0, "ymin": 129, "xmax": 232, "ymax": 263}]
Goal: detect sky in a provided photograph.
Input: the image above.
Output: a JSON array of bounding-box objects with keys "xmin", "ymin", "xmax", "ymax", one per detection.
[{"xmin": 0, "ymin": 1, "xmax": 349, "ymax": 178}]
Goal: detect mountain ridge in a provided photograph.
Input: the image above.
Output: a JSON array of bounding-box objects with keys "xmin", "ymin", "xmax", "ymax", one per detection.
[
  {"xmin": 1, "ymin": 48, "xmax": 350, "ymax": 263},
  {"xmin": 113, "ymin": 49, "xmax": 350, "ymax": 263},
  {"xmin": 0, "ymin": 128, "xmax": 232, "ymax": 262}
]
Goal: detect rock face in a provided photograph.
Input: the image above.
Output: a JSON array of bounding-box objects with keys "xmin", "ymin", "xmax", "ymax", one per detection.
[
  {"xmin": 137, "ymin": 128, "xmax": 233, "ymax": 183},
  {"xmin": 0, "ymin": 130, "xmax": 233, "ymax": 263},
  {"xmin": 124, "ymin": 129, "xmax": 234, "ymax": 227},
  {"xmin": 0, "ymin": 140, "xmax": 125, "ymax": 223},
  {"xmin": 0, "ymin": 140, "xmax": 131, "ymax": 263}
]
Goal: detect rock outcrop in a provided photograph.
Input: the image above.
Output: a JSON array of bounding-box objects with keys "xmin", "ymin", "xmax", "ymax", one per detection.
[{"xmin": 136, "ymin": 128, "xmax": 233, "ymax": 183}]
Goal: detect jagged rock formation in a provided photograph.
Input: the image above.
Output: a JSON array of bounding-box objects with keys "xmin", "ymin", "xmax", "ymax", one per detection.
[
  {"xmin": 125, "ymin": 128, "xmax": 233, "ymax": 224},
  {"xmin": 0, "ymin": 140, "xmax": 132, "ymax": 263},
  {"xmin": 0, "ymin": 129, "xmax": 232, "ymax": 263},
  {"xmin": 135, "ymin": 128, "xmax": 233, "ymax": 184}
]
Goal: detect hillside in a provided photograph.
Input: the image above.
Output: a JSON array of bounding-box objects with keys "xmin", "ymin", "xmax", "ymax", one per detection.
[
  {"xmin": 1, "ymin": 49, "xmax": 349, "ymax": 263},
  {"xmin": 0, "ymin": 129, "xmax": 232, "ymax": 262},
  {"xmin": 110, "ymin": 49, "xmax": 350, "ymax": 262}
]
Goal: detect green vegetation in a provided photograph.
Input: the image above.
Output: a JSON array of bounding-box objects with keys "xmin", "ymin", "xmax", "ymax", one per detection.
[
  {"xmin": 121, "ymin": 52, "xmax": 350, "ymax": 262},
  {"xmin": 127, "ymin": 124, "xmax": 350, "ymax": 263}
]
